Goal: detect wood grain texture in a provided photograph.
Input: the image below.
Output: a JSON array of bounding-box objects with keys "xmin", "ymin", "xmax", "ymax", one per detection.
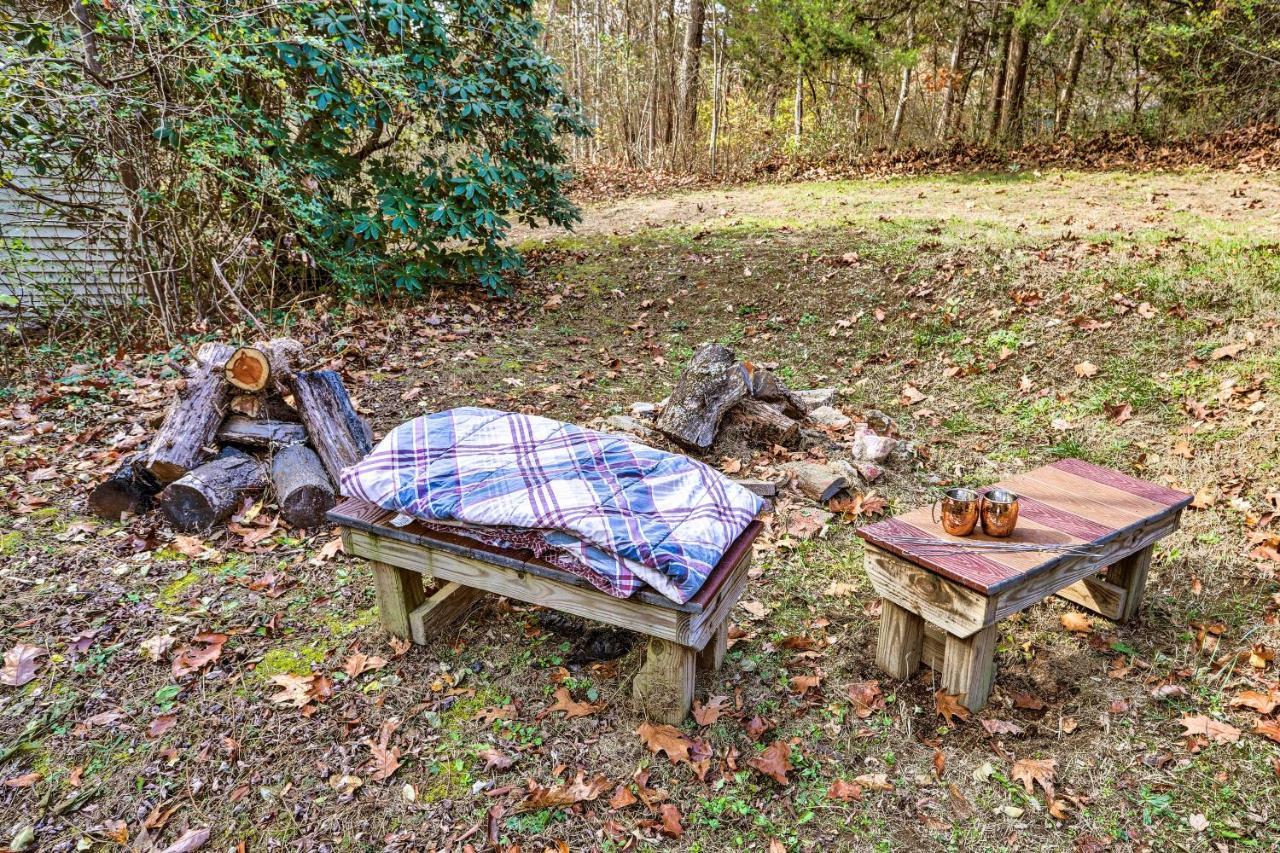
[
  {"xmin": 864, "ymin": 546, "xmax": 993, "ymax": 637},
  {"xmin": 942, "ymin": 624, "xmax": 998, "ymax": 712},
  {"xmin": 1107, "ymin": 544, "xmax": 1153, "ymax": 622},
  {"xmin": 697, "ymin": 619, "xmax": 728, "ymax": 673},
  {"xmin": 1055, "ymin": 575, "xmax": 1126, "ymax": 621},
  {"xmin": 922, "ymin": 623, "xmax": 945, "ymax": 672},
  {"xmin": 370, "ymin": 560, "xmax": 427, "ymax": 639},
  {"xmin": 632, "ymin": 638, "xmax": 696, "ymax": 724},
  {"xmin": 408, "ymin": 582, "xmax": 488, "ymax": 645},
  {"xmin": 1050, "ymin": 458, "xmax": 1192, "ymax": 508},
  {"xmin": 876, "ymin": 598, "xmax": 924, "ymax": 679}
]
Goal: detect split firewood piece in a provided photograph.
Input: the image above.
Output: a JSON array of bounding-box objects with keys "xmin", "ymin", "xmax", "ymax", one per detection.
[
  {"xmin": 143, "ymin": 342, "xmax": 235, "ymax": 484},
  {"xmin": 271, "ymin": 444, "xmax": 336, "ymax": 528},
  {"xmin": 656, "ymin": 343, "xmax": 749, "ymax": 449},
  {"xmin": 224, "ymin": 337, "xmax": 304, "ymax": 394},
  {"xmin": 158, "ymin": 447, "xmax": 268, "ymax": 532},
  {"xmin": 722, "ymin": 398, "xmax": 800, "ymax": 448},
  {"xmin": 217, "ymin": 415, "xmax": 308, "ymax": 449},
  {"xmin": 287, "ymin": 370, "xmax": 373, "ymax": 485},
  {"xmin": 743, "ymin": 362, "xmax": 808, "ymax": 419},
  {"xmin": 734, "ymin": 478, "xmax": 780, "ymax": 498},
  {"xmin": 87, "ymin": 454, "xmax": 163, "ymax": 521},
  {"xmin": 781, "ymin": 461, "xmax": 848, "ymax": 503}
]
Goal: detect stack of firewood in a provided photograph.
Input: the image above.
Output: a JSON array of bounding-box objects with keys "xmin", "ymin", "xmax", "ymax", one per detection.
[{"xmin": 87, "ymin": 338, "xmax": 371, "ymax": 532}]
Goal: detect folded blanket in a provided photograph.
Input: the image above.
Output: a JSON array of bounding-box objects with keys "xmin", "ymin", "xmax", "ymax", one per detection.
[{"xmin": 339, "ymin": 407, "xmax": 763, "ymax": 603}]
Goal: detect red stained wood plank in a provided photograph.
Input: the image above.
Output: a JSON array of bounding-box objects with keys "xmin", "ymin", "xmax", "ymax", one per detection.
[
  {"xmin": 691, "ymin": 520, "xmax": 762, "ymax": 608},
  {"xmin": 1050, "ymin": 458, "xmax": 1192, "ymax": 508},
  {"xmin": 858, "ymin": 517, "xmax": 1022, "ymax": 594}
]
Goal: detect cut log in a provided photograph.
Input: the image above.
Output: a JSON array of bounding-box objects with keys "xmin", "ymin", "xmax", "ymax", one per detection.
[
  {"xmin": 270, "ymin": 444, "xmax": 336, "ymax": 528},
  {"xmin": 287, "ymin": 370, "xmax": 373, "ymax": 485},
  {"xmin": 781, "ymin": 461, "xmax": 848, "ymax": 503},
  {"xmin": 87, "ymin": 454, "xmax": 162, "ymax": 520},
  {"xmin": 721, "ymin": 398, "xmax": 800, "ymax": 448},
  {"xmin": 734, "ymin": 478, "xmax": 779, "ymax": 498},
  {"xmin": 143, "ymin": 342, "xmax": 235, "ymax": 484},
  {"xmin": 743, "ymin": 363, "xmax": 808, "ymax": 419},
  {"xmin": 217, "ymin": 415, "xmax": 308, "ymax": 449},
  {"xmin": 224, "ymin": 338, "xmax": 304, "ymax": 395},
  {"xmin": 656, "ymin": 343, "xmax": 748, "ymax": 449},
  {"xmin": 158, "ymin": 448, "xmax": 268, "ymax": 532}
]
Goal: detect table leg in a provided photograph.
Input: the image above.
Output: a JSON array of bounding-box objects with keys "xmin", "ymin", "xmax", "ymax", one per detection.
[
  {"xmin": 633, "ymin": 638, "xmax": 696, "ymax": 724},
  {"xmin": 408, "ymin": 581, "xmax": 487, "ymax": 645},
  {"xmin": 697, "ymin": 619, "xmax": 729, "ymax": 674},
  {"xmin": 941, "ymin": 624, "xmax": 998, "ymax": 712},
  {"xmin": 876, "ymin": 598, "xmax": 925, "ymax": 679},
  {"xmin": 370, "ymin": 560, "xmax": 427, "ymax": 640},
  {"xmin": 1108, "ymin": 544, "xmax": 1153, "ymax": 623}
]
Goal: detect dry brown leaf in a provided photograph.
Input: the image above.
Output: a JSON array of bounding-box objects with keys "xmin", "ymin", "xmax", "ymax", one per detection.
[
  {"xmin": 692, "ymin": 695, "xmax": 730, "ymax": 726},
  {"xmin": 171, "ymin": 633, "xmax": 227, "ymax": 678},
  {"xmin": 789, "ymin": 672, "xmax": 823, "ymax": 696},
  {"xmin": 1011, "ymin": 757, "xmax": 1056, "ymax": 802},
  {"xmin": 519, "ymin": 770, "xmax": 610, "ymax": 811},
  {"xmin": 1254, "ymin": 719, "xmax": 1280, "ymax": 743},
  {"xmin": 748, "ymin": 740, "xmax": 793, "ymax": 785},
  {"xmin": 547, "ymin": 686, "xmax": 606, "ymax": 719},
  {"xmin": 1180, "ymin": 714, "xmax": 1241, "ymax": 744},
  {"xmin": 636, "ymin": 721, "xmax": 694, "ymax": 764},
  {"xmin": 1, "ymin": 643, "xmax": 45, "ymax": 687},
  {"xmin": 1211, "ymin": 341, "xmax": 1248, "ymax": 360},
  {"xmin": 658, "ymin": 803, "xmax": 683, "ymax": 838},
  {"xmin": 980, "ymin": 718, "xmax": 1025, "ymax": 737},
  {"xmin": 847, "ymin": 680, "xmax": 885, "ymax": 719},
  {"xmin": 826, "ymin": 778, "xmax": 862, "ymax": 801},
  {"xmin": 1073, "ymin": 361, "xmax": 1099, "ymax": 378},
  {"xmin": 935, "ymin": 690, "xmax": 970, "ymax": 724},
  {"xmin": 1060, "ymin": 611, "xmax": 1093, "ymax": 633},
  {"xmin": 1231, "ymin": 690, "xmax": 1280, "ymax": 715},
  {"xmin": 343, "ymin": 650, "xmax": 388, "ymax": 678},
  {"xmin": 479, "ymin": 748, "xmax": 514, "ymax": 773}
]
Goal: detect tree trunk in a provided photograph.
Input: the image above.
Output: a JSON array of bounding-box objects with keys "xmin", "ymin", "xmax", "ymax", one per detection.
[
  {"xmin": 1000, "ymin": 23, "xmax": 1032, "ymax": 146},
  {"xmin": 793, "ymin": 67, "xmax": 804, "ymax": 144},
  {"xmin": 937, "ymin": 1, "xmax": 971, "ymax": 141},
  {"xmin": 271, "ymin": 444, "xmax": 336, "ymax": 528},
  {"xmin": 853, "ymin": 66, "xmax": 867, "ymax": 138},
  {"xmin": 890, "ymin": 11, "xmax": 915, "ymax": 149},
  {"xmin": 143, "ymin": 343, "xmax": 235, "ymax": 484},
  {"xmin": 986, "ymin": 6, "xmax": 1013, "ymax": 143},
  {"xmin": 158, "ymin": 448, "xmax": 268, "ymax": 532},
  {"xmin": 287, "ymin": 370, "xmax": 374, "ymax": 486},
  {"xmin": 87, "ymin": 454, "xmax": 162, "ymax": 521},
  {"xmin": 1055, "ymin": 24, "xmax": 1088, "ymax": 134},
  {"xmin": 678, "ymin": 0, "xmax": 706, "ymax": 141}
]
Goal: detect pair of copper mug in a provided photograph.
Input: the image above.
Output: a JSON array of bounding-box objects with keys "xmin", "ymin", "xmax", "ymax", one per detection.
[{"xmin": 933, "ymin": 487, "xmax": 1020, "ymax": 537}]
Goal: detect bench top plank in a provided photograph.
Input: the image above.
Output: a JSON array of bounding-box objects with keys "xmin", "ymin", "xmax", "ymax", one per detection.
[
  {"xmin": 328, "ymin": 497, "xmax": 762, "ymax": 615},
  {"xmin": 858, "ymin": 459, "xmax": 1190, "ymax": 596}
]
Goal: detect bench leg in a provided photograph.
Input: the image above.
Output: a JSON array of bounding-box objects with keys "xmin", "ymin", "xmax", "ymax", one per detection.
[
  {"xmin": 697, "ymin": 619, "xmax": 729, "ymax": 674},
  {"xmin": 1107, "ymin": 544, "xmax": 1153, "ymax": 623},
  {"xmin": 370, "ymin": 560, "xmax": 427, "ymax": 640},
  {"xmin": 633, "ymin": 638, "xmax": 696, "ymax": 724},
  {"xmin": 876, "ymin": 598, "xmax": 925, "ymax": 679},
  {"xmin": 941, "ymin": 624, "xmax": 998, "ymax": 712},
  {"xmin": 408, "ymin": 582, "xmax": 487, "ymax": 645}
]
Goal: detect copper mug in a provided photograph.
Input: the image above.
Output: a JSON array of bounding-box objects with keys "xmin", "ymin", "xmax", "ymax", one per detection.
[
  {"xmin": 980, "ymin": 489, "xmax": 1020, "ymax": 537},
  {"xmin": 933, "ymin": 487, "xmax": 980, "ymax": 536}
]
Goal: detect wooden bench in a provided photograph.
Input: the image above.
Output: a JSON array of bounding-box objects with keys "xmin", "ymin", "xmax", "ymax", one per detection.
[
  {"xmin": 329, "ymin": 498, "xmax": 761, "ymax": 724},
  {"xmin": 857, "ymin": 458, "xmax": 1191, "ymax": 712}
]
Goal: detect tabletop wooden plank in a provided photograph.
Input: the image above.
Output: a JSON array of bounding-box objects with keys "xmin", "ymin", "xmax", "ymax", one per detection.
[{"xmin": 858, "ymin": 459, "xmax": 1190, "ymax": 596}]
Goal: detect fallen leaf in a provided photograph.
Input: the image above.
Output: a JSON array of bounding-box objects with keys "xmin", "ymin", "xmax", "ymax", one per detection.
[
  {"xmin": 900, "ymin": 384, "xmax": 926, "ymax": 405},
  {"xmin": 547, "ymin": 686, "xmax": 606, "ymax": 719},
  {"xmin": 692, "ymin": 695, "xmax": 730, "ymax": 726},
  {"xmin": 1104, "ymin": 401, "xmax": 1133, "ymax": 424},
  {"xmin": 748, "ymin": 740, "xmax": 793, "ymax": 785},
  {"xmin": 1074, "ymin": 361, "xmax": 1099, "ymax": 378},
  {"xmin": 980, "ymin": 718, "xmax": 1024, "ymax": 737},
  {"xmin": 853, "ymin": 773, "xmax": 893, "ymax": 791},
  {"xmin": 1180, "ymin": 714, "xmax": 1241, "ymax": 745},
  {"xmin": 658, "ymin": 803, "xmax": 683, "ymax": 838},
  {"xmin": 2, "ymin": 773, "xmax": 41, "ymax": 788},
  {"xmin": 1011, "ymin": 757, "xmax": 1056, "ymax": 802},
  {"xmin": 636, "ymin": 721, "xmax": 694, "ymax": 764},
  {"xmin": 171, "ymin": 633, "xmax": 227, "ymax": 678},
  {"xmin": 847, "ymin": 680, "xmax": 885, "ymax": 719},
  {"xmin": 519, "ymin": 770, "xmax": 610, "ymax": 811},
  {"xmin": 1231, "ymin": 690, "xmax": 1280, "ymax": 715},
  {"xmin": 343, "ymin": 650, "xmax": 387, "ymax": 678},
  {"xmin": 935, "ymin": 690, "xmax": 970, "ymax": 724},
  {"xmin": 1, "ymin": 643, "xmax": 45, "ymax": 687},
  {"xmin": 1189, "ymin": 485, "xmax": 1217, "ymax": 510},
  {"xmin": 478, "ymin": 748, "xmax": 514, "ymax": 773},
  {"xmin": 158, "ymin": 828, "xmax": 210, "ymax": 853},
  {"xmin": 1060, "ymin": 612, "xmax": 1093, "ymax": 633},
  {"xmin": 789, "ymin": 672, "xmax": 823, "ymax": 696},
  {"xmin": 147, "ymin": 714, "xmax": 177, "ymax": 739},
  {"xmin": 139, "ymin": 635, "xmax": 176, "ymax": 662},
  {"xmin": 1211, "ymin": 341, "xmax": 1247, "ymax": 360},
  {"xmin": 1254, "ymin": 718, "xmax": 1280, "ymax": 743},
  {"xmin": 826, "ymin": 778, "xmax": 862, "ymax": 801}
]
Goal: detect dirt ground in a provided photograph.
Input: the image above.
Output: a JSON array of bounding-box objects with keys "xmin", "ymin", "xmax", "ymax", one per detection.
[{"xmin": 3, "ymin": 169, "xmax": 1280, "ymax": 852}]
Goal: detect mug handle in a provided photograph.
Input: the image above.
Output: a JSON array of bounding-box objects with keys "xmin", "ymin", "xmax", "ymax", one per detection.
[{"xmin": 931, "ymin": 499, "xmax": 942, "ymax": 526}]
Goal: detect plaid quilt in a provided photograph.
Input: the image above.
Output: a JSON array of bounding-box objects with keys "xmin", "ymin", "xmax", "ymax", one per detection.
[{"xmin": 339, "ymin": 407, "xmax": 763, "ymax": 603}]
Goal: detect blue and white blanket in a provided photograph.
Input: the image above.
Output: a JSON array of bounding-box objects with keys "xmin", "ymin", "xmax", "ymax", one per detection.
[{"xmin": 339, "ymin": 407, "xmax": 762, "ymax": 603}]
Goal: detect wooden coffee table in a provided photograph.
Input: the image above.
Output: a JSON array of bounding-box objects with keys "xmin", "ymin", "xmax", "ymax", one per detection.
[
  {"xmin": 857, "ymin": 458, "xmax": 1191, "ymax": 711},
  {"xmin": 329, "ymin": 497, "xmax": 761, "ymax": 724}
]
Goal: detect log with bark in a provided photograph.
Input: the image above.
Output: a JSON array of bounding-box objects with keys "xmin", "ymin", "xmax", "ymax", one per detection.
[
  {"xmin": 743, "ymin": 363, "xmax": 808, "ymax": 419},
  {"xmin": 229, "ymin": 393, "xmax": 300, "ymax": 422},
  {"xmin": 158, "ymin": 447, "xmax": 268, "ymax": 532},
  {"xmin": 87, "ymin": 454, "xmax": 162, "ymax": 520},
  {"xmin": 217, "ymin": 415, "xmax": 308, "ymax": 449},
  {"xmin": 655, "ymin": 343, "xmax": 748, "ymax": 449},
  {"xmin": 271, "ymin": 444, "xmax": 336, "ymax": 528},
  {"xmin": 287, "ymin": 370, "xmax": 373, "ymax": 485},
  {"xmin": 143, "ymin": 342, "xmax": 235, "ymax": 484},
  {"xmin": 721, "ymin": 398, "xmax": 801, "ymax": 448}
]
